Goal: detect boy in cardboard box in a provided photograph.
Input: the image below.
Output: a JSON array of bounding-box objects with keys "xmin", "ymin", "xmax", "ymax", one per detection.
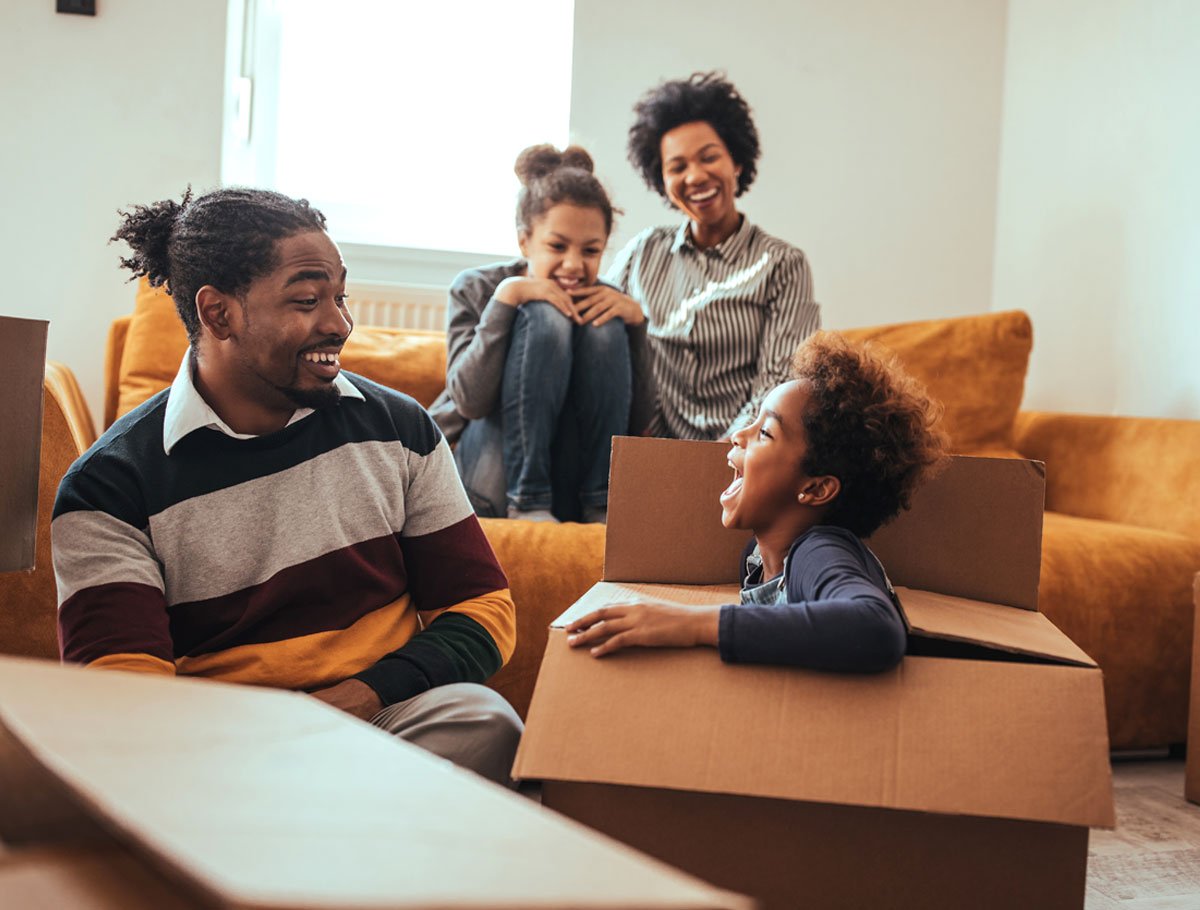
[{"xmin": 567, "ymin": 332, "xmax": 946, "ymax": 670}]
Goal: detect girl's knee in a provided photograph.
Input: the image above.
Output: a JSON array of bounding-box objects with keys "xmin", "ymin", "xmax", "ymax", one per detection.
[
  {"xmin": 516, "ymin": 301, "xmax": 573, "ymax": 348},
  {"xmin": 578, "ymin": 318, "xmax": 630, "ymax": 360}
]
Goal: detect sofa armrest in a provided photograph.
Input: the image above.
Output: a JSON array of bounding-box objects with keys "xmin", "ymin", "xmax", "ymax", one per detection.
[
  {"xmin": 45, "ymin": 361, "xmax": 97, "ymax": 454},
  {"xmin": 0, "ymin": 365, "xmax": 93, "ymax": 660},
  {"xmin": 1014, "ymin": 410, "xmax": 1200, "ymax": 539},
  {"xmin": 103, "ymin": 316, "xmax": 132, "ymax": 430}
]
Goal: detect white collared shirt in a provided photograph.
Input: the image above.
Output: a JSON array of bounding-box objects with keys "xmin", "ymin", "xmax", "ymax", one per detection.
[{"xmin": 161, "ymin": 352, "xmax": 365, "ymax": 455}]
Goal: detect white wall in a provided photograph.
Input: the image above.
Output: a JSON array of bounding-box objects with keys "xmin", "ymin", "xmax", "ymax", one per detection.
[
  {"xmin": 0, "ymin": 2, "xmax": 227, "ymax": 433},
  {"xmin": 571, "ymin": 0, "xmax": 1009, "ymax": 331},
  {"xmin": 10, "ymin": 3, "xmax": 1193, "ymax": 428},
  {"xmin": 993, "ymin": 0, "xmax": 1200, "ymax": 418}
]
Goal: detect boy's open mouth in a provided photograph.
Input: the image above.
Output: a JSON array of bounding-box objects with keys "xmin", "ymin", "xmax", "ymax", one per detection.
[{"xmin": 720, "ymin": 461, "xmax": 744, "ymax": 503}]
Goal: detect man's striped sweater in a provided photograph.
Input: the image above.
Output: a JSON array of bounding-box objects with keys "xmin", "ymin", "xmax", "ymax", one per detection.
[{"xmin": 52, "ymin": 372, "xmax": 515, "ymax": 705}]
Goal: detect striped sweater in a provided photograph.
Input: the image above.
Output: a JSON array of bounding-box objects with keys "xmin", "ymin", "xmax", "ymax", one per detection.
[{"xmin": 52, "ymin": 372, "xmax": 515, "ymax": 705}]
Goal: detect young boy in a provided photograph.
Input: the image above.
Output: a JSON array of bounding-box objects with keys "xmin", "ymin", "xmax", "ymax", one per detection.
[{"xmin": 566, "ymin": 332, "xmax": 946, "ymax": 672}]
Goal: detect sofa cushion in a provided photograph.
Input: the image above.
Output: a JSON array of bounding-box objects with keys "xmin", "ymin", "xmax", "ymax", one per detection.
[
  {"xmin": 116, "ymin": 278, "xmax": 190, "ymax": 419},
  {"xmin": 116, "ymin": 280, "xmax": 449, "ymax": 417},
  {"xmin": 841, "ymin": 310, "xmax": 1032, "ymax": 456},
  {"xmin": 479, "ymin": 517, "xmax": 605, "ymax": 719},
  {"xmin": 1039, "ymin": 510, "xmax": 1200, "ymax": 750}
]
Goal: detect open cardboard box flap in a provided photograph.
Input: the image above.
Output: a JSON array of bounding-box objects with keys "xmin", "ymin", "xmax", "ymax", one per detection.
[
  {"xmin": 516, "ymin": 438, "xmax": 1114, "ymax": 829},
  {"xmin": 603, "ymin": 437, "xmax": 1079, "ymax": 666},
  {"xmin": 899, "ymin": 586, "xmax": 1096, "ymax": 666},
  {"xmin": 606, "ymin": 437, "xmax": 1046, "ymax": 610}
]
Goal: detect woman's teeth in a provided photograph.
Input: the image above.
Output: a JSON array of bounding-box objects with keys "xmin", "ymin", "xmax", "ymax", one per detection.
[{"xmin": 689, "ymin": 188, "xmax": 718, "ymax": 202}]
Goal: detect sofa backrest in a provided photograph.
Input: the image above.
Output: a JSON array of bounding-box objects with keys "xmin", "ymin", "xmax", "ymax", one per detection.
[
  {"xmin": 841, "ymin": 309, "xmax": 1032, "ymax": 456},
  {"xmin": 109, "ymin": 281, "xmax": 1032, "ymax": 457}
]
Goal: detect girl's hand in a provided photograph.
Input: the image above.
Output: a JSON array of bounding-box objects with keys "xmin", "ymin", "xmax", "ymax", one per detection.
[
  {"xmin": 570, "ymin": 285, "xmax": 645, "ymax": 327},
  {"xmin": 494, "ymin": 276, "xmax": 580, "ymax": 323},
  {"xmin": 566, "ymin": 600, "xmax": 720, "ymax": 657}
]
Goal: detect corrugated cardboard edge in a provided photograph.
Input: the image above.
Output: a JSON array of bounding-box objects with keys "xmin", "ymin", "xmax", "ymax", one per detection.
[
  {"xmin": 0, "ymin": 316, "xmax": 49, "ymax": 573},
  {"xmin": 1187, "ymin": 573, "xmax": 1200, "ymax": 804}
]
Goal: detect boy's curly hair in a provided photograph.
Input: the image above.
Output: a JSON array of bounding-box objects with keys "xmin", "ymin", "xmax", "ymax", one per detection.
[
  {"xmin": 626, "ymin": 71, "xmax": 760, "ymax": 200},
  {"xmin": 793, "ymin": 332, "xmax": 947, "ymax": 537}
]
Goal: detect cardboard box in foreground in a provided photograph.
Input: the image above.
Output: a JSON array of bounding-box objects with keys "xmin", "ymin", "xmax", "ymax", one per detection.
[
  {"xmin": 1186, "ymin": 573, "xmax": 1200, "ymax": 804},
  {"xmin": 0, "ymin": 656, "xmax": 751, "ymax": 910},
  {"xmin": 514, "ymin": 437, "xmax": 1115, "ymax": 910},
  {"xmin": 0, "ymin": 315, "xmax": 48, "ymax": 573}
]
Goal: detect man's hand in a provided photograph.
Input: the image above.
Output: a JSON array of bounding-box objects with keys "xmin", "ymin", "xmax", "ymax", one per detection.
[
  {"xmin": 566, "ymin": 601, "xmax": 720, "ymax": 657},
  {"xmin": 570, "ymin": 285, "xmax": 645, "ymax": 327},
  {"xmin": 310, "ymin": 678, "xmax": 383, "ymax": 721}
]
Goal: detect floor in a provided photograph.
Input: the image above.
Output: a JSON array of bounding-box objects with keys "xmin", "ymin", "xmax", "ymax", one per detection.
[{"xmin": 1087, "ymin": 757, "xmax": 1200, "ymax": 908}]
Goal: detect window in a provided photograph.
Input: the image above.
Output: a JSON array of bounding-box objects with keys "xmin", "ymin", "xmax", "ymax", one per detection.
[{"xmin": 224, "ymin": 0, "xmax": 574, "ymax": 276}]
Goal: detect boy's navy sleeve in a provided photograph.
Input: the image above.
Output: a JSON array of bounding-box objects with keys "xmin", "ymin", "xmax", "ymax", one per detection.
[{"xmin": 717, "ymin": 532, "xmax": 906, "ymax": 672}]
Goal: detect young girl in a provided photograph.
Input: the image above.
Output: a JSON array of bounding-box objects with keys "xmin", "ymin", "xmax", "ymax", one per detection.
[
  {"xmin": 567, "ymin": 332, "xmax": 946, "ymax": 671},
  {"xmin": 429, "ymin": 145, "xmax": 652, "ymax": 522}
]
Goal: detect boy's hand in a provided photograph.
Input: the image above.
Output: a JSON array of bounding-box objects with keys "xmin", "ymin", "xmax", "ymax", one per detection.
[
  {"xmin": 570, "ymin": 285, "xmax": 645, "ymax": 327},
  {"xmin": 494, "ymin": 276, "xmax": 580, "ymax": 323},
  {"xmin": 566, "ymin": 601, "xmax": 720, "ymax": 657}
]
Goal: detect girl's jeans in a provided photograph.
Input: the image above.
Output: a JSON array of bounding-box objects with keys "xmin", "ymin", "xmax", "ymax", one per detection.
[{"xmin": 454, "ymin": 302, "xmax": 632, "ymax": 517}]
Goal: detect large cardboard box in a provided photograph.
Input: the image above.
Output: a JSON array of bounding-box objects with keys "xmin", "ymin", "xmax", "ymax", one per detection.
[
  {"xmin": 0, "ymin": 656, "xmax": 751, "ymax": 909},
  {"xmin": 0, "ymin": 316, "xmax": 49, "ymax": 572},
  {"xmin": 1186, "ymin": 573, "xmax": 1200, "ymax": 804},
  {"xmin": 0, "ymin": 848, "xmax": 200, "ymax": 909},
  {"xmin": 515, "ymin": 437, "xmax": 1115, "ymax": 910}
]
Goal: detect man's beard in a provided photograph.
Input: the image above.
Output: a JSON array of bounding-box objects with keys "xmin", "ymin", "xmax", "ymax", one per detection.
[{"xmin": 278, "ymin": 383, "xmax": 341, "ymax": 410}]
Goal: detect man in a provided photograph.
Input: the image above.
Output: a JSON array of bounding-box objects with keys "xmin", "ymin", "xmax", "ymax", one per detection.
[{"xmin": 52, "ymin": 187, "xmax": 521, "ymax": 785}]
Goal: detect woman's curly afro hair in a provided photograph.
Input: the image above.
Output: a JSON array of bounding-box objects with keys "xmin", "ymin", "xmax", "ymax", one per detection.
[
  {"xmin": 627, "ymin": 71, "xmax": 760, "ymax": 200},
  {"xmin": 111, "ymin": 186, "xmax": 327, "ymax": 345},
  {"xmin": 793, "ymin": 332, "xmax": 948, "ymax": 537}
]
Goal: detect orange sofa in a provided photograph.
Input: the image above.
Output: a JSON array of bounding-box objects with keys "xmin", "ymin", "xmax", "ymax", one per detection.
[{"xmin": 7, "ymin": 283, "xmax": 1200, "ymax": 750}]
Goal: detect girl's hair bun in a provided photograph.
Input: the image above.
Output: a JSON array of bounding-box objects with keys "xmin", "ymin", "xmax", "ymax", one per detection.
[{"xmin": 514, "ymin": 143, "xmax": 595, "ymax": 185}]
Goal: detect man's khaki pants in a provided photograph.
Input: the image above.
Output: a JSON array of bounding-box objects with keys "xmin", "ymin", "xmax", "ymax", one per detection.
[{"xmin": 369, "ymin": 683, "xmax": 523, "ymax": 788}]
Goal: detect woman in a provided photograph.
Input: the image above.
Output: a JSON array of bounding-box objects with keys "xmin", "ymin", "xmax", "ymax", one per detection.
[{"xmin": 608, "ymin": 71, "xmax": 820, "ymax": 441}]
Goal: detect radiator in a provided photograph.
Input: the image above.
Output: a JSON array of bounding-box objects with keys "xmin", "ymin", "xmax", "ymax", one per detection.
[{"xmin": 346, "ymin": 282, "xmax": 448, "ymax": 331}]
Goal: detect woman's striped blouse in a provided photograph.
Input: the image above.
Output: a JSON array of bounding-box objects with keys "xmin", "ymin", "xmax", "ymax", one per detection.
[{"xmin": 607, "ymin": 217, "xmax": 819, "ymax": 440}]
